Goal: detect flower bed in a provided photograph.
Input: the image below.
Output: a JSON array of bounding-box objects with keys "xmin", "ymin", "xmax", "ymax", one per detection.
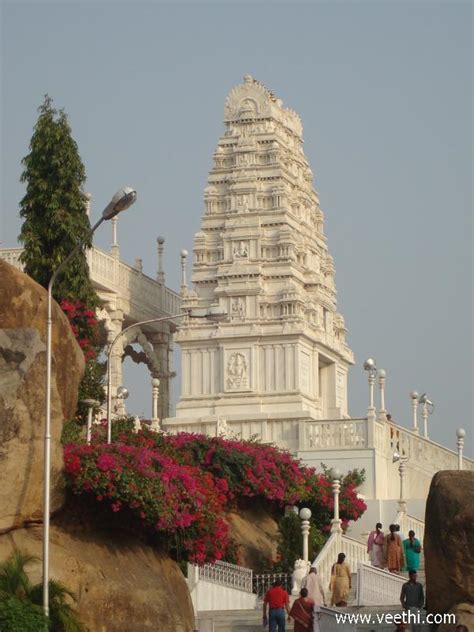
[{"xmin": 64, "ymin": 426, "xmax": 366, "ymax": 564}]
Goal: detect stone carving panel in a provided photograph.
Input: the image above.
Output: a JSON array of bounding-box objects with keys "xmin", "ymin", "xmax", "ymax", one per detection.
[
  {"xmin": 226, "ymin": 350, "xmax": 250, "ymax": 391},
  {"xmin": 233, "ymin": 241, "xmax": 249, "ymax": 259},
  {"xmin": 231, "ymin": 297, "xmax": 246, "ymax": 320}
]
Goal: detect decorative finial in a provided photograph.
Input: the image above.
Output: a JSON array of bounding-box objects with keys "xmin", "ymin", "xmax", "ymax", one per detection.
[{"xmin": 243, "ymin": 74, "xmax": 253, "ymax": 84}]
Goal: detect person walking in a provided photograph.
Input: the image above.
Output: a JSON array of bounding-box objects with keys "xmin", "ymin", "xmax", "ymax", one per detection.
[
  {"xmin": 329, "ymin": 553, "xmax": 351, "ymax": 607},
  {"xmin": 385, "ymin": 524, "xmax": 405, "ymax": 572},
  {"xmin": 302, "ymin": 566, "xmax": 326, "ymax": 606},
  {"xmin": 367, "ymin": 522, "xmax": 385, "ymax": 568},
  {"xmin": 289, "ymin": 587, "xmax": 314, "ymax": 632},
  {"xmin": 400, "ymin": 570, "xmax": 424, "ymax": 632},
  {"xmin": 263, "ymin": 579, "xmax": 290, "ymax": 632},
  {"xmin": 403, "ymin": 530, "xmax": 422, "ymax": 572}
]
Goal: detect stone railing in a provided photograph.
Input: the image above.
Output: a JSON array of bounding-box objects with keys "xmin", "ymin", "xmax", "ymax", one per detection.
[
  {"xmin": 303, "ymin": 418, "xmax": 368, "ymax": 450},
  {"xmin": 0, "ymin": 247, "xmax": 23, "ymax": 268},
  {"xmin": 253, "ymin": 572, "xmax": 292, "ymax": 599},
  {"xmin": 0, "ymin": 246, "xmax": 182, "ymax": 320},
  {"xmin": 191, "ymin": 560, "xmax": 253, "ymax": 593},
  {"xmin": 313, "ymin": 532, "xmax": 368, "ymax": 594},
  {"xmin": 356, "ymin": 562, "xmax": 406, "ymax": 606},
  {"xmin": 394, "ymin": 510, "xmax": 425, "ymax": 543}
]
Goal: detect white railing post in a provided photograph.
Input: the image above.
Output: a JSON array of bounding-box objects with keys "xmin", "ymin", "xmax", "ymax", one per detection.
[
  {"xmin": 410, "ymin": 390, "xmax": 419, "ymax": 434},
  {"xmin": 378, "ymin": 368, "xmax": 387, "ymax": 421},
  {"xmin": 299, "ymin": 508, "xmax": 311, "ymax": 563},
  {"xmin": 457, "ymin": 428, "xmax": 465, "ymax": 470},
  {"xmin": 331, "ymin": 473, "xmax": 342, "ymax": 534}
]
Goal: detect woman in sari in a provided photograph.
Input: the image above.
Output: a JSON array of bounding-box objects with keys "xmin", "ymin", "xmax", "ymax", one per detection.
[
  {"xmin": 329, "ymin": 553, "xmax": 352, "ymax": 607},
  {"xmin": 367, "ymin": 522, "xmax": 385, "ymax": 568},
  {"xmin": 403, "ymin": 530, "xmax": 422, "ymax": 571},
  {"xmin": 384, "ymin": 524, "xmax": 405, "ymax": 572},
  {"xmin": 289, "ymin": 587, "xmax": 314, "ymax": 632}
]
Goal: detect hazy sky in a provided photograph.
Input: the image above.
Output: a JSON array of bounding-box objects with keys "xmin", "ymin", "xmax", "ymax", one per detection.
[{"xmin": 1, "ymin": 1, "xmax": 472, "ymax": 456}]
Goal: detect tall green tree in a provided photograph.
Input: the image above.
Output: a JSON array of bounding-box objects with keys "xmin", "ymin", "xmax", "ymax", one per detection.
[
  {"xmin": 18, "ymin": 96, "xmax": 105, "ymax": 416},
  {"xmin": 18, "ymin": 95, "xmax": 97, "ymax": 307}
]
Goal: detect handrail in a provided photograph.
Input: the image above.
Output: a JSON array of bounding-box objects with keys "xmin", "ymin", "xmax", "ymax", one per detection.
[
  {"xmin": 190, "ymin": 560, "xmax": 253, "ymax": 593},
  {"xmin": 356, "ymin": 562, "xmax": 405, "ymax": 606}
]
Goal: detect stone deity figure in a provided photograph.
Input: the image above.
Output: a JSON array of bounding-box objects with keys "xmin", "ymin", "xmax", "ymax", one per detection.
[{"xmin": 227, "ymin": 352, "xmax": 248, "ymax": 389}]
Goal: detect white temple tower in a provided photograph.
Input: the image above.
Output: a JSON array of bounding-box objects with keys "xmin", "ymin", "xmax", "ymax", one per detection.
[{"xmin": 165, "ymin": 75, "xmax": 353, "ymax": 435}]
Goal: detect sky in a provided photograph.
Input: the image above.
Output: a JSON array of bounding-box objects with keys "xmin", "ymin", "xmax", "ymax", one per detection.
[{"xmin": 1, "ymin": 1, "xmax": 472, "ymax": 456}]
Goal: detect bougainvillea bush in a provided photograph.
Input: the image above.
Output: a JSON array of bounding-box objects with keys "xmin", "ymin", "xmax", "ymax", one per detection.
[{"xmin": 64, "ymin": 424, "xmax": 366, "ymax": 565}]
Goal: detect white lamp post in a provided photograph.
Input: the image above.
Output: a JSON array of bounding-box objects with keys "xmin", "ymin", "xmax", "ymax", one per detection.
[
  {"xmin": 378, "ymin": 368, "xmax": 387, "ymax": 420},
  {"xmin": 363, "ymin": 358, "xmax": 377, "ymax": 421},
  {"xmin": 456, "ymin": 428, "xmax": 466, "ymax": 470},
  {"xmin": 106, "ymin": 306, "xmax": 227, "ymax": 443},
  {"xmin": 418, "ymin": 393, "xmax": 434, "ymax": 439},
  {"xmin": 43, "ymin": 187, "xmax": 137, "ymax": 616},
  {"xmin": 393, "ymin": 451, "xmax": 409, "ymax": 512},
  {"xmin": 410, "ymin": 390, "xmax": 419, "ymax": 434},
  {"xmin": 330, "ymin": 468, "xmax": 343, "ymax": 533},
  {"xmin": 299, "ymin": 507, "xmax": 312, "ymax": 563},
  {"xmin": 80, "ymin": 399, "xmax": 100, "ymax": 445}
]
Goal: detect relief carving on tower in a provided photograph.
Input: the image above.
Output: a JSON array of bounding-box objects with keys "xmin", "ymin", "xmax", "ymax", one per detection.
[
  {"xmin": 231, "ymin": 297, "xmax": 246, "ymax": 320},
  {"xmin": 233, "ymin": 240, "xmax": 249, "ymax": 259},
  {"xmin": 226, "ymin": 351, "xmax": 250, "ymax": 391}
]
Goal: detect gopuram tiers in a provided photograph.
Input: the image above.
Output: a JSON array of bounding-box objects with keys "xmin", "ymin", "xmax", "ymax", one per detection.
[{"xmin": 164, "ymin": 75, "xmax": 354, "ymax": 437}]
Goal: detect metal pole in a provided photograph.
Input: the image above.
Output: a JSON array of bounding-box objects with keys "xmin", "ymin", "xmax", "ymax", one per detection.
[
  {"xmin": 43, "ymin": 217, "xmax": 104, "ymax": 616},
  {"xmin": 86, "ymin": 405, "xmax": 93, "ymax": 445},
  {"xmin": 106, "ymin": 313, "xmax": 188, "ymax": 443}
]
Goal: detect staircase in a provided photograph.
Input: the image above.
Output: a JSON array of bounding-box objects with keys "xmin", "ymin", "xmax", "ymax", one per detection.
[{"xmin": 196, "ymin": 610, "xmax": 294, "ymax": 631}]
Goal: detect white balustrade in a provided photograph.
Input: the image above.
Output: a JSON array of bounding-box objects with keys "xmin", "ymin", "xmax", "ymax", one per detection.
[
  {"xmin": 306, "ymin": 419, "xmax": 368, "ymax": 449},
  {"xmin": 394, "ymin": 510, "xmax": 425, "ymax": 543},
  {"xmin": 356, "ymin": 562, "xmax": 406, "ymax": 606},
  {"xmin": 194, "ymin": 560, "xmax": 253, "ymax": 593},
  {"xmin": 313, "ymin": 532, "xmax": 368, "ymax": 594},
  {"xmin": 0, "ymin": 248, "xmax": 23, "ymax": 269}
]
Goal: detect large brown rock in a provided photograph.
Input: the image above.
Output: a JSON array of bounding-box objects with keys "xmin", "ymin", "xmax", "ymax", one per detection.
[
  {"xmin": 424, "ymin": 470, "xmax": 474, "ymax": 618},
  {"xmin": 0, "ymin": 523, "xmax": 195, "ymax": 632},
  {"xmin": 227, "ymin": 504, "xmax": 279, "ymax": 570},
  {"xmin": 0, "ymin": 260, "xmax": 85, "ymax": 532}
]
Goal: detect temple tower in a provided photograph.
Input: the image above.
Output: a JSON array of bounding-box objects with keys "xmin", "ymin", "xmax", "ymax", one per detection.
[{"xmin": 169, "ymin": 76, "xmax": 353, "ymax": 428}]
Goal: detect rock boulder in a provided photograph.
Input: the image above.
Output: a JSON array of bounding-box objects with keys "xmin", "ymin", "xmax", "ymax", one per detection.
[
  {"xmin": 424, "ymin": 470, "xmax": 474, "ymax": 627},
  {"xmin": 0, "ymin": 523, "xmax": 195, "ymax": 632},
  {"xmin": 0, "ymin": 260, "xmax": 85, "ymax": 532}
]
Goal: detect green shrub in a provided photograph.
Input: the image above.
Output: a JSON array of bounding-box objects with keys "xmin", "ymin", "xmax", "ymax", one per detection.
[{"xmin": 0, "ymin": 596, "xmax": 48, "ymax": 631}]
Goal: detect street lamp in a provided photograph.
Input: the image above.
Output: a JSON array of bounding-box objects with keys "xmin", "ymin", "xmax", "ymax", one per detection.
[
  {"xmin": 106, "ymin": 306, "xmax": 227, "ymax": 443},
  {"xmin": 418, "ymin": 393, "xmax": 434, "ymax": 439},
  {"xmin": 363, "ymin": 358, "xmax": 377, "ymax": 420},
  {"xmin": 43, "ymin": 187, "xmax": 137, "ymax": 616}
]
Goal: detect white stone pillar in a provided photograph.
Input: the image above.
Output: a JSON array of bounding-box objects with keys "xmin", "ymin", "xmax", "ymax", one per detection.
[
  {"xmin": 364, "ymin": 358, "xmax": 377, "ymax": 422},
  {"xmin": 151, "ymin": 378, "xmax": 160, "ymax": 422},
  {"xmin": 180, "ymin": 249, "xmax": 188, "ymax": 295},
  {"xmin": 457, "ymin": 428, "xmax": 465, "ymax": 470},
  {"xmin": 422, "ymin": 402, "xmax": 429, "ymax": 439},
  {"xmin": 378, "ymin": 368, "xmax": 387, "ymax": 421},
  {"xmin": 410, "ymin": 390, "xmax": 419, "ymax": 434},
  {"xmin": 111, "ymin": 217, "xmax": 119, "ymax": 258},
  {"xmin": 398, "ymin": 458, "xmax": 408, "ymax": 512},
  {"xmin": 330, "ymin": 471, "xmax": 342, "ymax": 533},
  {"xmin": 299, "ymin": 508, "xmax": 312, "ymax": 563},
  {"xmin": 156, "ymin": 236, "xmax": 165, "ymax": 284}
]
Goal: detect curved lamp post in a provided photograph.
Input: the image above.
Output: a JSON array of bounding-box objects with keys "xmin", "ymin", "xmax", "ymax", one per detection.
[
  {"xmin": 43, "ymin": 187, "xmax": 136, "ymax": 616},
  {"xmin": 418, "ymin": 393, "xmax": 434, "ymax": 439},
  {"xmin": 106, "ymin": 306, "xmax": 227, "ymax": 443}
]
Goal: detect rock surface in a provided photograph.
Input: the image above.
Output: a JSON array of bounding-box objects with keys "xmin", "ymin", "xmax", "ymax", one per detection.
[
  {"xmin": 424, "ymin": 470, "xmax": 474, "ymax": 618},
  {"xmin": 436, "ymin": 603, "xmax": 474, "ymax": 632},
  {"xmin": 0, "ymin": 522, "xmax": 195, "ymax": 632},
  {"xmin": 227, "ymin": 504, "xmax": 279, "ymax": 569},
  {"xmin": 0, "ymin": 260, "xmax": 85, "ymax": 532}
]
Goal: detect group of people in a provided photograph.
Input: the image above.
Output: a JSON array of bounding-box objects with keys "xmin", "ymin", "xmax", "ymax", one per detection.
[
  {"xmin": 262, "ymin": 555, "xmax": 351, "ymax": 632},
  {"xmin": 367, "ymin": 522, "xmax": 422, "ymax": 573}
]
